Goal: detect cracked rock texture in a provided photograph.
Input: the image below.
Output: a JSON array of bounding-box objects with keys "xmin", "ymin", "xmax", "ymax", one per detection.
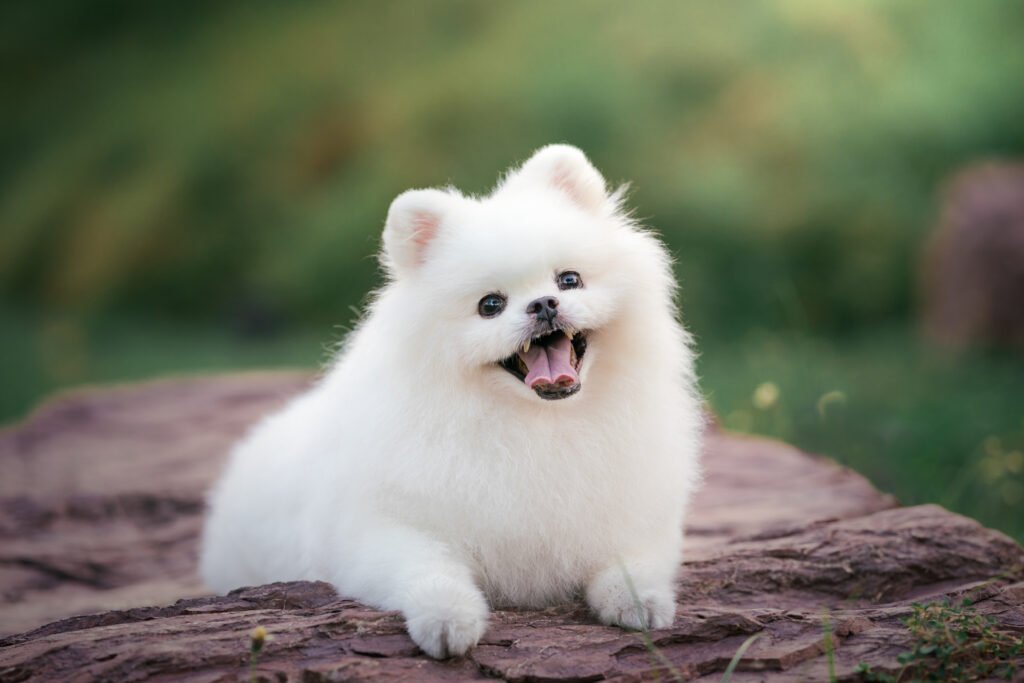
[{"xmin": 1, "ymin": 373, "xmax": 1021, "ymax": 681}]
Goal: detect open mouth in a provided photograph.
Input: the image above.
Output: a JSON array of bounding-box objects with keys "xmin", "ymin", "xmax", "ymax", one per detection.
[{"xmin": 499, "ymin": 328, "xmax": 588, "ymax": 400}]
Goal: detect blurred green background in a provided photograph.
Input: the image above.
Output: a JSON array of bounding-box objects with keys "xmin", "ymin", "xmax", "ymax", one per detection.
[{"xmin": 2, "ymin": 1, "xmax": 1022, "ymax": 540}]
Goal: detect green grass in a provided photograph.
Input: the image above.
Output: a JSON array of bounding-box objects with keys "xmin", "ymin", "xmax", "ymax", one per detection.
[
  {"xmin": 1, "ymin": 306, "xmax": 1021, "ymax": 543},
  {"xmin": 858, "ymin": 599, "xmax": 1023, "ymax": 681},
  {"xmin": 700, "ymin": 326, "xmax": 1024, "ymax": 542}
]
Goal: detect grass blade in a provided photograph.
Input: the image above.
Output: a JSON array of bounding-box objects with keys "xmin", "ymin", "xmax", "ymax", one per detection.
[{"xmin": 720, "ymin": 633, "xmax": 762, "ymax": 683}]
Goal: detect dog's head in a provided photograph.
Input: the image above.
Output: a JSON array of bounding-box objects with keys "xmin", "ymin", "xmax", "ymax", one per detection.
[{"xmin": 380, "ymin": 145, "xmax": 678, "ymax": 402}]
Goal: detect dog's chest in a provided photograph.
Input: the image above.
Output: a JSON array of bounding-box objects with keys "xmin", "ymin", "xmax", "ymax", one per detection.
[
  {"xmin": 455, "ymin": 474, "xmax": 618, "ymax": 605},
  {"xmin": 388, "ymin": 435, "xmax": 644, "ymax": 601}
]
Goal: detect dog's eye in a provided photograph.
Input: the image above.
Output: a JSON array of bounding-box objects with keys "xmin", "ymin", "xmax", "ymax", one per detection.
[
  {"xmin": 478, "ymin": 293, "xmax": 507, "ymax": 318},
  {"xmin": 556, "ymin": 271, "xmax": 583, "ymax": 290}
]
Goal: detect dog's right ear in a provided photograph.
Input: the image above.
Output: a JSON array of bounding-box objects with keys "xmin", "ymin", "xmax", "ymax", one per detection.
[{"xmin": 381, "ymin": 188, "xmax": 455, "ymax": 277}]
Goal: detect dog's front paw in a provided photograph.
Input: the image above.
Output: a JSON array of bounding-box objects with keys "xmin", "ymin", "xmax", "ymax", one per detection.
[
  {"xmin": 403, "ymin": 577, "xmax": 489, "ymax": 659},
  {"xmin": 586, "ymin": 567, "xmax": 676, "ymax": 631}
]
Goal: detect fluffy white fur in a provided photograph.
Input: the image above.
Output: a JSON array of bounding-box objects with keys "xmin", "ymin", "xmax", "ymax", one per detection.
[{"xmin": 199, "ymin": 145, "xmax": 703, "ymax": 659}]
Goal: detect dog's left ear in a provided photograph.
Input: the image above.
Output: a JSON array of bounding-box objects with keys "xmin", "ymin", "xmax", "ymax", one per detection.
[
  {"xmin": 503, "ymin": 144, "xmax": 609, "ymax": 213},
  {"xmin": 381, "ymin": 188, "xmax": 457, "ymax": 277}
]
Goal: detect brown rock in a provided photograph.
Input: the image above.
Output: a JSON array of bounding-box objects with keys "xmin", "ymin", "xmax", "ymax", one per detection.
[
  {"xmin": 921, "ymin": 161, "xmax": 1024, "ymax": 351},
  {"xmin": 0, "ymin": 373, "xmax": 1021, "ymax": 681}
]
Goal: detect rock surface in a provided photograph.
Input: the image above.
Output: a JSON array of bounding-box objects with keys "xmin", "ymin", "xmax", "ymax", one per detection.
[{"xmin": 0, "ymin": 373, "xmax": 1021, "ymax": 681}]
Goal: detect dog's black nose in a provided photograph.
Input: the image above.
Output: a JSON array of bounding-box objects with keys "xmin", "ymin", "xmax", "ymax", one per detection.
[{"xmin": 526, "ymin": 296, "xmax": 559, "ymax": 323}]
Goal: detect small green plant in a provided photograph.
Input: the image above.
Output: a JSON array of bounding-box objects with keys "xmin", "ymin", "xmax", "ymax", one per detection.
[
  {"xmin": 248, "ymin": 625, "xmax": 270, "ymax": 683},
  {"xmin": 857, "ymin": 600, "xmax": 1023, "ymax": 682},
  {"xmin": 822, "ymin": 610, "xmax": 837, "ymax": 683}
]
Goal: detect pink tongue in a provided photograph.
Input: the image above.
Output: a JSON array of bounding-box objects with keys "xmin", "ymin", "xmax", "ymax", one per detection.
[{"xmin": 517, "ymin": 335, "xmax": 579, "ymax": 389}]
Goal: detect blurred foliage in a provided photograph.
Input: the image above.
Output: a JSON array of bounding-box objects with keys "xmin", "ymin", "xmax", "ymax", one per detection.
[
  {"xmin": 2, "ymin": 3, "xmax": 1023, "ymax": 539},
  {"xmin": 4, "ymin": 1, "xmax": 1024, "ymax": 336}
]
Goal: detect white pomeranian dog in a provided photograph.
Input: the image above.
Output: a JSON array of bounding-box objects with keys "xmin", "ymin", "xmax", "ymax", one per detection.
[{"xmin": 200, "ymin": 145, "xmax": 702, "ymax": 658}]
